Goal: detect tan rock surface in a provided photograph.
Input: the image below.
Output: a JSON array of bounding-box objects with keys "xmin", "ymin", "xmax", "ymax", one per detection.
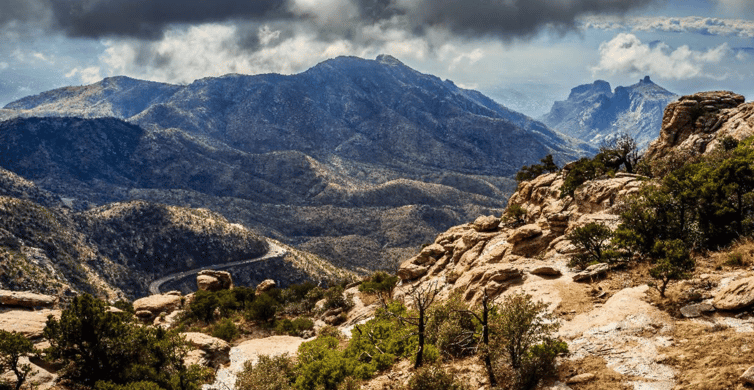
[
  {"xmin": 197, "ymin": 270, "xmax": 233, "ymax": 291},
  {"xmin": 0, "ymin": 290, "xmax": 57, "ymax": 308},
  {"xmin": 181, "ymin": 332, "xmax": 230, "ymax": 368},
  {"xmin": 133, "ymin": 294, "xmax": 182, "ymax": 318},
  {"xmin": 0, "ymin": 309, "xmax": 61, "ymax": 339},
  {"xmin": 713, "ymin": 276, "xmax": 754, "ymax": 310},
  {"xmin": 255, "ymin": 279, "xmax": 277, "ymax": 295},
  {"xmin": 206, "ymin": 336, "xmax": 306, "ymax": 390}
]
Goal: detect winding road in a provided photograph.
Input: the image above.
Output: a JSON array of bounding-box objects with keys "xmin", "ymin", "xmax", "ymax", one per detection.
[{"xmin": 148, "ymin": 240, "xmax": 288, "ymax": 295}]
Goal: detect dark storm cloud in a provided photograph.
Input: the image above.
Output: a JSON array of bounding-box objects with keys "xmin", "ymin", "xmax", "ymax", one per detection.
[
  {"xmin": 408, "ymin": 0, "xmax": 658, "ymax": 39},
  {"xmin": 4, "ymin": 0, "xmax": 658, "ymax": 42},
  {"xmin": 0, "ymin": 0, "xmax": 50, "ymax": 26},
  {"xmin": 48, "ymin": 0, "xmax": 293, "ymax": 39}
]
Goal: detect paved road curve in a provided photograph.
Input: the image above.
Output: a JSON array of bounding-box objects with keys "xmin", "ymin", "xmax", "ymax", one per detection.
[{"xmin": 148, "ymin": 240, "xmax": 287, "ymax": 295}]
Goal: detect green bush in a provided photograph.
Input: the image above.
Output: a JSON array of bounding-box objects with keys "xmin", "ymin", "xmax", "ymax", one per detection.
[
  {"xmin": 426, "ymin": 293, "xmax": 478, "ymax": 358},
  {"xmin": 560, "ymin": 155, "xmax": 612, "ymax": 198},
  {"xmin": 515, "ymin": 154, "xmax": 559, "ymax": 183},
  {"xmin": 246, "ymin": 292, "xmax": 278, "ymax": 323},
  {"xmin": 295, "ymin": 336, "xmax": 373, "ymax": 390},
  {"xmin": 235, "ymin": 354, "xmax": 296, "ymax": 390},
  {"xmin": 649, "ymin": 239, "xmax": 695, "ymax": 297},
  {"xmin": 566, "ymin": 222, "xmax": 621, "ymax": 269},
  {"xmin": 43, "ymin": 294, "xmax": 207, "ymax": 389},
  {"xmin": 321, "ymin": 286, "xmax": 354, "ymax": 312},
  {"xmin": 405, "ymin": 365, "xmax": 467, "ymax": 390},
  {"xmin": 490, "ymin": 292, "xmax": 568, "ymax": 390},
  {"xmin": 0, "ymin": 330, "xmax": 35, "ymax": 390},
  {"xmin": 359, "ymin": 271, "xmax": 398, "ymax": 300},
  {"xmin": 212, "ymin": 318, "xmax": 239, "ymax": 342},
  {"xmin": 501, "ymin": 204, "xmax": 527, "ymax": 227},
  {"xmin": 275, "ymin": 317, "xmax": 314, "ymax": 337}
]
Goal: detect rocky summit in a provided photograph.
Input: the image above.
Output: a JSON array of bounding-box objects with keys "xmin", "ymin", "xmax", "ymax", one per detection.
[
  {"xmin": 0, "ymin": 55, "xmax": 591, "ymax": 271},
  {"xmin": 542, "ymin": 76, "xmax": 679, "ymax": 150}
]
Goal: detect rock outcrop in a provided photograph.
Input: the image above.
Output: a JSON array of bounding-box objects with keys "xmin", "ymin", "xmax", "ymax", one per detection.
[
  {"xmin": 713, "ymin": 276, "xmax": 754, "ymax": 310},
  {"xmin": 133, "ymin": 293, "xmax": 183, "ymax": 321},
  {"xmin": 398, "ymin": 171, "xmax": 644, "ymax": 303},
  {"xmin": 197, "ymin": 270, "xmax": 234, "ymax": 292},
  {"xmin": 181, "ymin": 332, "xmax": 231, "ymax": 369},
  {"xmin": 255, "ymin": 279, "xmax": 277, "ymax": 295},
  {"xmin": 0, "ymin": 290, "xmax": 57, "ymax": 308},
  {"xmin": 644, "ymin": 91, "xmax": 750, "ymax": 161},
  {"xmin": 0, "ymin": 309, "xmax": 61, "ymax": 339}
]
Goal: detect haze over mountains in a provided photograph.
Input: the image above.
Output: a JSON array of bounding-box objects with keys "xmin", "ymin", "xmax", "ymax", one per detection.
[
  {"xmin": 542, "ymin": 76, "xmax": 679, "ymax": 149},
  {"xmin": 0, "ymin": 55, "xmax": 597, "ymax": 273}
]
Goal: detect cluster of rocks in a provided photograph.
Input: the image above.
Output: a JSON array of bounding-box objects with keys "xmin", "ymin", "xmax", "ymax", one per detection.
[
  {"xmin": 645, "ymin": 91, "xmax": 752, "ymax": 160},
  {"xmin": 398, "ymin": 171, "xmax": 644, "ymax": 303}
]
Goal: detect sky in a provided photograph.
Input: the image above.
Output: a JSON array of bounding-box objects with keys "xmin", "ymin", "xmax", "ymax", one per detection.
[{"xmin": 0, "ymin": 0, "xmax": 752, "ymax": 117}]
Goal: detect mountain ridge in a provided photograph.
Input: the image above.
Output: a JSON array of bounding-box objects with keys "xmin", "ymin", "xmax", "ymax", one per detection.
[{"xmin": 542, "ymin": 76, "xmax": 679, "ymax": 149}]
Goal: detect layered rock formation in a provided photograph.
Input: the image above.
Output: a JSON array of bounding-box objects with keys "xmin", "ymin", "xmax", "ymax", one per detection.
[
  {"xmin": 645, "ymin": 91, "xmax": 751, "ymax": 160},
  {"xmin": 398, "ymin": 171, "xmax": 644, "ymax": 303}
]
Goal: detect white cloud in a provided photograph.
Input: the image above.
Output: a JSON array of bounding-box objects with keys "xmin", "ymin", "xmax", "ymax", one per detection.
[
  {"xmin": 65, "ymin": 66, "xmax": 102, "ymax": 84},
  {"xmin": 0, "ymin": 62, "xmax": 7, "ymax": 71},
  {"xmin": 592, "ymin": 33, "xmax": 730, "ymax": 80},
  {"xmin": 581, "ymin": 16, "xmax": 754, "ymax": 38}
]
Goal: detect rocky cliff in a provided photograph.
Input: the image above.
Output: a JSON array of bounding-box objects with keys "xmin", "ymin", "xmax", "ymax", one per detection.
[
  {"xmin": 542, "ymin": 77, "xmax": 679, "ymax": 150},
  {"xmin": 644, "ymin": 90, "xmax": 753, "ymax": 160},
  {"xmin": 395, "ymin": 90, "xmax": 754, "ymax": 389}
]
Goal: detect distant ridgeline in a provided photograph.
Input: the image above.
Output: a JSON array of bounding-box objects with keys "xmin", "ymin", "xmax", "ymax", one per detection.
[{"xmin": 0, "ymin": 55, "xmax": 592, "ymax": 272}]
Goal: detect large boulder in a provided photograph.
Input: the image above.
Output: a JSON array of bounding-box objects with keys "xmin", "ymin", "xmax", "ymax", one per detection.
[
  {"xmin": 713, "ymin": 276, "xmax": 754, "ymax": 310},
  {"xmin": 397, "ymin": 262, "xmax": 428, "ymax": 281},
  {"xmin": 133, "ymin": 294, "xmax": 183, "ymax": 320},
  {"xmin": 255, "ymin": 279, "xmax": 277, "ymax": 295},
  {"xmin": 572, "ymin": 263, "xmax": 610, "ymax": 282},
  {"xmin": 473, "ymin": 215, "xmax": 500, "ymax": 232},
  {"xmin": 0, "ymin": 290, "xmax": 57, "ymax": 308},
  {"xmin": 181, "ymin": 332, "xmax": 231, "ymax": 368},
  {"xmin": 644, "ymin": 91, "xmax": 747, "ymax": 161},
  {"xmin": 507, "ymin": 224, "xmax": 542, "ymax": 244},
  {"xmin": 197, "ymin": 270, "xmax": 233, "ymax": 291}
]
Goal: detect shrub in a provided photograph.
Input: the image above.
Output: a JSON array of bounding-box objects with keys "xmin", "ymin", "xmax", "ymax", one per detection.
[
  {"xmin": 426, "ymin": 293, "xmax": 478, "ymax": 358},
  {"xmin": 490, "ymin": 292, "xmax": 568, "ymax": 390},
  {"xmin": 0, "ymin": 330, "xmax": 35, "ymax": 390},
  {"xmin": 516, "ymin": 154, "xmax": 559, "ymax": 183},
  {"xmin": 321, "ymin": 286, "xmax": 354, "ymax": 312},
  {"xmin": 560, "ymin": 155, "xmax": 612, "ymax": 198},
  {"xmin": 212, "ymin": 318, "xmax": 239, "ymax": 342},
  {"xmin": 649, "ymin": 239, "xmax": 695, "ymax": 298},
  {"xmin": 43, "ymin": 294, "xmax": 204, "ymax": 389},
  {"xmin": 235, "ymin": 354, "xmax": 296, "ymax": 390},
  {"xmin": 295, "ymin": 336, "xmax": 373, "ymax": 390},
  {"xmin": 359, "ymin": 272, "xmax": 398, "ymax": 301},
  {"xmin": 501, "ymin": 204, "xmax": 527, "ymax": 228},
  {"xmin": 566, "ymin": 222, "xmax": 620, "ymax": 269},
  {"xmin": 405, "ymin": 365, "xmax": 467, "ymax": 390},
  {"xmin": 246, "ymin": 292, "xmax": 278, "ymax": 323},
  {"xmin": 275, "ymin": 317, "xmax": 314, "ymax": 337}
]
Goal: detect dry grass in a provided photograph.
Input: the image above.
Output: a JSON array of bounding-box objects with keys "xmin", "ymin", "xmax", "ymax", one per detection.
[{"xmin": 714, "ymin": 237, "xmax": 754, "ymax": 269}]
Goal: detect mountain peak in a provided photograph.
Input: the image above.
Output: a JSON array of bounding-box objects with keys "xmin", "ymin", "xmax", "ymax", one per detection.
[
  {"xmin": 640, "ymin": 75, "xmax": 653, "ymax": 84},
  {"xmin": 376, "ymin": 54, "xmax": 404, "ymax": 66}
]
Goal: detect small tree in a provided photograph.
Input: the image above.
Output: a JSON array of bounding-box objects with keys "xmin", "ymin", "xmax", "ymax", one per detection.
[
  {"xmin": 649, "ymin": 239, "xmax": 695, "ymax": 298},
  {"xmin": 566, "ymin": 223, "xmax": 618, "ymax": 269},
  {"xmin": 359, "ymin": 271, "xmax": 398, "ymax": 302},
  {"xmin": 501, "ymin": 204, "xmax": 527, "ymax": 228},
  {"xmin": 235, "ymin": 354, "xmax": 296, "ymax": 390},
  {"xmin": 516, "ymin": 155, "xmax": 559, "ymax": 183},
  {"xmin": 405, "ymin": 281, "xmax": 440, "ymax": 369},
  {"xmin": 600, "ymin": 133, "xmax": 640, "ymax": 173},
  {"xmin": 491, "ymin": 292, "xmax": 567, "ymax": 390},
  {"xmin": 0, "ymin": 330, "xmax": 35, "ymax": 390}
]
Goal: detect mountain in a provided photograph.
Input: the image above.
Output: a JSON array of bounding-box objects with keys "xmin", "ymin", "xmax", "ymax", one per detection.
[
  {"xmin": 0, "ymin": 166, "xmax": 344, "ymax": 298},
  {"xmin": 0, "ymin": 55, "xmax": 592, "ymax": 272},
  {"xmin": 541, "ymin": 76, "xmax": 679, "ymax": 149}
]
